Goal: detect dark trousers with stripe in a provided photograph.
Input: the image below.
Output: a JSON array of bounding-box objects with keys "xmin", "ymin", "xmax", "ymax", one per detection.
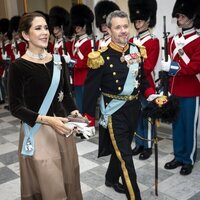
[
  {"xmin": 173, "ymin": 96, "xmax": 199, "ymax": 165},
  {"xmin": 105, "ymin": 100, "xmax": 141, "ymax": 200}
]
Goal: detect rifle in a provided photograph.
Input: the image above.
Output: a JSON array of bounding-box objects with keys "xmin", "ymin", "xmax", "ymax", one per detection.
[
  {"xmin": 61, "ymin": 25, "xmax": 76, "ymax": 67},
  {"xmin": 61, "ymin": 25, "xmax": 68, "ymax": 55},
  {"xmin": 91, "ymin": 33, "xmax": 97, "ymax": 52},
  {"xmin": 159, "ymin": 16, "xmax": 170, "ymax": 96},
  {"xmin": 1, "ymin": 36, "xmax": 6, "ymax": 56},
  {"xmin": 13, "ymin": 38, "xmax": 19, "ymax": 55}
]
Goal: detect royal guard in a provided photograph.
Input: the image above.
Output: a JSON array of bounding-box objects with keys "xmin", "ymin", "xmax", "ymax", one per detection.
[
  {"xmin": 0, "ymin": 18, "xmax": 11, "ymax": 62},
  {"xmin": 128, "ymin": 0, "xmax": 160, "ymax": 160},
  {"xmin": 161, "ymin": 0, "xmax": 200, "ymax": 175},
  {"xmin": 7, "ymin": 16, "xmax": 27, "ymax": 61},
  {"xmin": 69, "ymin": 4, "xmax": 94, "ymax": 119},
  {"xmin": 48, "ymin": 6, "xmax": 71, "ymax": 60},
  {"xmin": 94, "ymin": 0, "xmax": 120, "ymax": 49},
  {"xmin": 49, "ymin": 6, "xmax": 75, "ymax": 86}
]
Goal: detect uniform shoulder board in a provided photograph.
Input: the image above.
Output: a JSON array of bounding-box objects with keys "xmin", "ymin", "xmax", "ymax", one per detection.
[{"xmin": 87, "ymin": 50, "xmax": 105, "ymax": 69}]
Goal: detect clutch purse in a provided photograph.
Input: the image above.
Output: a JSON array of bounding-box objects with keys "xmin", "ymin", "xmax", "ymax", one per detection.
[{"xmin": 67, "ymin": 115, "xmax": 89, "ymax": 124}]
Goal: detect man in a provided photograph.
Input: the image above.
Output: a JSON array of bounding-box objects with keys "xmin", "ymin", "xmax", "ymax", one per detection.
[
  {"xmin": 161, "ymin": 0, "xmax": 200, "ymax": 175},
  {"xmin": 94, "ymin": 0, "xmax": 120, "ymax": 49},
  {"xmin": 0, "ymin": 18, "xmax": 11, "ymax": 109},
  {"xmin": 83, "ymin": 10, "xmax": 157, "ymax": 200},
  {"xmin": 7, "ymin": 16, "xmax": 27, "ymax": 61},
  {"xmin": 48, "ymin": 6, "xmax": 71, "ymax": 58},
  {"xmin": 48, "ymin": 6, "xmax": 75, "ymax": 90},
  {"xmin": 128, "ymin": 0, "xmax": 159, "ymax": 160}
]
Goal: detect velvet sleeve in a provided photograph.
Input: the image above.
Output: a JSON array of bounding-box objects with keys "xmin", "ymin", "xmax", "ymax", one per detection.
[{"xmin": 8, "ymin": 61, "xmax": 39, "ymax": 127}]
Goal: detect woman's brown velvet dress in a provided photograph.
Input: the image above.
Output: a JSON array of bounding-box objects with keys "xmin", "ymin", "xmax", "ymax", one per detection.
[{"xmin": 8, "ymin": 57, "xmax": 83, "ymax": 200}]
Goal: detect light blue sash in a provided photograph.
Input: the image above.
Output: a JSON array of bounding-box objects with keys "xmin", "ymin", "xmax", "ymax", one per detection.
[
  {"xmin": 99, "ymin": 45, "xmax": 140, "ymax": 128},
  {"xmin": 21, "ymin": 54, "xmax": 62, "ymax": 156}
]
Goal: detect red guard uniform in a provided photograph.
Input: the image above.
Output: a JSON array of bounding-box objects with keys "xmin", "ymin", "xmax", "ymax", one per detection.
[
  {"xmin": 168, "ymin": 28, "xmax": 200, "ymax": 96},
  {"xmin": 70, "ymin": 34, "xmax": 93, "ymax": 113},
  {"xmin": 129, "ymin": 31, "xmax": 159, "ymax": 91},
  {"xmin": 166, "ymin": 27, "xmax": 200, "ymax": 167}
]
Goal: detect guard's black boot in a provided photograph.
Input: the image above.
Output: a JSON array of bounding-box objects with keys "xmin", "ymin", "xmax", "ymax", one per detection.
[
  {"xmin": 164, "ymin": 158, "xmax": 183, "ymax": 169},
  {"xmin": 139, "ymin": 148, "xmax": 152, "ymax": 160},
  {"xmin": 180, "ymin": 164, "xmax": 193, "ymax": 175}
]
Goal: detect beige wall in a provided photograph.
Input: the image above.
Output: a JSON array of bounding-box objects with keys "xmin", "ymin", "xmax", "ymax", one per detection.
[
  {"xmin": 0, "ymin": 0, "xmax": 73, "ymax": 19},
  {"xmin": 0, "ymin": 0, "xmax": 7, "ymax": 18},
  {"xmin": 46, "ymin": 0, "xmax": 72, "ymax": 12},
  {"xmin": 0, "ymin": 0, "xmax": 18, "ymax": 18}
]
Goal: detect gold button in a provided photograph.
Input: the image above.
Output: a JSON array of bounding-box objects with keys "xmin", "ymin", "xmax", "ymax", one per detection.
[
  {"xmin": 113, "ymin": 72, "xmax": 116, "ymax": 75},
  {"xmin": 110, "ymin": 64, "xmax": 113, "ymax": 68},
  {"xmin": 128, "ymin": 96, "xmax": 133, "ymax": 101},
  {"xmin": 106, "ymin": 56, "xmax": 110, "ymax": 60},
  {"xmin": 116, "ymin": 80, "xmax": 119, "ymax": 83},
  {"xmin": 118, "ymin": 87, "xmax": 121, "ymax": 91}
]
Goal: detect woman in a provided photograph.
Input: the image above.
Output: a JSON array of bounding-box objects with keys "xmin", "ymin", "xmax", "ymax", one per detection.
[{"xmin": 8, "ymin": 12, "xmax": 83, "ymax": 200}]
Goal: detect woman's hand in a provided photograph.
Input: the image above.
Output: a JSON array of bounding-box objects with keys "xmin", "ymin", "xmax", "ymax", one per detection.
[{"xmin": 37, "ymin": 115, "xmax": 73, "ymax": 136}]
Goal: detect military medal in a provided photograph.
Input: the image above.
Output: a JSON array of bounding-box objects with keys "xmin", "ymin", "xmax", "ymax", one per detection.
[
  {"xmin": 58, "ymin": 91, "xmax": 64, "ymax": 102},
  {"xmin": 25, "ymin": 137, "xmax": 34, "ymax": 152},
  {"xmin": 120, "ymin": 52, "xmax": 125, "ymax": 62}
]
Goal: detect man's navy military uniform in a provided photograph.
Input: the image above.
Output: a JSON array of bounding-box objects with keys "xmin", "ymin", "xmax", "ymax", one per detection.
[{"xmin": 83, "ymin": 41, "xmax": 154, "ymax": 200}]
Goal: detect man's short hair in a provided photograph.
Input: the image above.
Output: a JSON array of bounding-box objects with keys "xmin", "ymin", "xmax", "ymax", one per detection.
[{"xmin": 106, "ymin": 10, "xmax": 129, "ymax": 28}]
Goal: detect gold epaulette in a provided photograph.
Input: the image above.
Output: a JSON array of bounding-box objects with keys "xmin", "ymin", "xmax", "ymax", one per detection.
[
  {"xmin": 87, "ymin": 49, "xmax": 105, "ymax": 69},
  {"xmin": 137, "ymin": 44, "xmax": 147, "ymax": 59},
  {"xmin": 133, "ymin": 41, "xmax": 147, "ymax": 59}
]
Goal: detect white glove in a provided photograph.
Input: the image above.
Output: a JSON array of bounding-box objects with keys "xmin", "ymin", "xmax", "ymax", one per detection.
[
  {"xmin": 14, "ymin": 51, "xmax": 20, "ymax": 59},
  {"xmin": 159, "ymin": 91, "xmax": 171, "ymax": 96},
  {"xmin": 63, "ymin": 53, "xmax": 71, "ymax": 63},
  {"xmin": 2, "ymin": 52, "xmax": 7, "ymax": 60},
  {"xmin": 147, "ymin": 94, "xmax": 162, "ymax": 102},
  {"xmin": 80, "ymin": 126, "xmax": 96, "ymax": 140},
  {"xmin": 161, "ymin": 55, "xmax": 171, "ymax": 72}
]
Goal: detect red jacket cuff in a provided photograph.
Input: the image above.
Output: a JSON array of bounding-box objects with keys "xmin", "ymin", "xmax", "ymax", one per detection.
[
  {"xmin": 144, "ymin": 87, "xmax": 155, "ymax": 98},
  {"xmin": 83, "ymin": 113, "xmax": 95, "ymax": 126}
]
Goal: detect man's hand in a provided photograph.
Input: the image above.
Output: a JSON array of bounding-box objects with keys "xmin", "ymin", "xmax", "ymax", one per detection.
[{"xmin": 70, "ymin": 110, "xmax": 82, "ymax": 117}]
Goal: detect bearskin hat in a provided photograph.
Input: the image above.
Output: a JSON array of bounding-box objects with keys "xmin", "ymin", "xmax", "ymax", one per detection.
[
  {"xmin": 9, "ymin": 16, "xmax": 21, "ymax": 32},
  {"xmin": 128, "ymin": 0, "xmax": 157, "ymax": 28},
  {"xmin": 172, "ymin": 0, "xmax": 200, "ymax": 29},
  {"xmin": 7, "ymin": 16, "xmax": 21, "ymax": 40},
  {"xmin": 49, "ymin": 6, "xmax": 70, "ymax": 35},
  {"xmin": 70, "ymin": 4, "xmax": 94, "ymax": 35},
  {"xmin": 94, "ymin": 1, "xmax": 120, "ymax": 29},
  {"xmin": 0, "ymin": 18, "xmax": 10, "ymax": 34}
]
